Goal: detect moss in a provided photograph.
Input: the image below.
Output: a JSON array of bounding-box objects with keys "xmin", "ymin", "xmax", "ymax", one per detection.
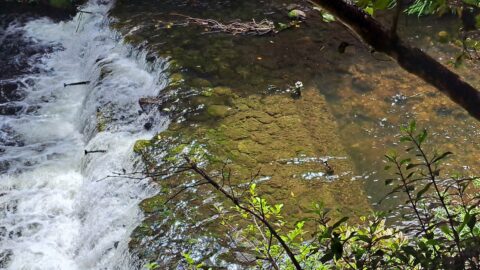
[
  {"xmin": 139, "ymin": 195, "xmax": 164, "ymax": 213},
  {"xmin": 206, "ymin": 105, "xmax": 232, "ymax": 118},
  {"xmin": 200, "ymin": 88, "xmax": 213, "ymax": 97},
  {"xmin": 169, "ymin": 73, "xmax": 184, "ymax": 87},
  {"xmin": 212, "ymin": 86, "xmax": 233, "ymax": 96},
  {"xmin": 96, "ymin": 111, "xmax": 107, "ymax": 132},
  {"xmin": 133, "ymin": 139, "xmax": 152, "ymax": 154}
]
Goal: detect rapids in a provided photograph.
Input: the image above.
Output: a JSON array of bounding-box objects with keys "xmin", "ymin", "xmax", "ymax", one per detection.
[{"xmin": 0, "ymin": 1, "xmax": 166, "ymax": 268}]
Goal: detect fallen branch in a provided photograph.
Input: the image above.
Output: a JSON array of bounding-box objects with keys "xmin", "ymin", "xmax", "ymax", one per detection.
[{"xmin": 170, "ymin": 13, "xmax": 277, "ymax": 36}]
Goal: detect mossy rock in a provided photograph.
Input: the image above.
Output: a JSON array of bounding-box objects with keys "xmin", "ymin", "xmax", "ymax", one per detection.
[
  {"xmin": 212, "ymin": 86, "xmax": 233, "ymax": 96},
  {"xmin": 169, "ymin": 73, "xmax": 184, "ymax": 87},
  {"xmin": 96, "ymin": 111, "xmax": 107, "ymax": 132},
  {"xmin": 133, "ymin": 139, "xmax": 152, "ymax": 153},
  {"xmin": 139, "ymin": 195, "xmax": 164, "ymax": 213}
]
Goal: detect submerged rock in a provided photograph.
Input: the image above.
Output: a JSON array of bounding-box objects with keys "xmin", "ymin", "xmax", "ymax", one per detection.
[
  {"xmin": 0, "ymin": 104, "xmax": 23, "ymax": 115},
  {"xmin": 437, "ymin": 31, "xmax": 449, "ymax": 43},
  {"xmin": 190, "ymin": 78, "xmax": 212, "ymax": 88},
  {"xmin": 206, "ymin": 105, "xmax": 232, "ymax": 118},
  {"xmin": 0, "ymin": 82, "xmax": 26, "ymax": 103},
  {"xmin": 133, "ymin": 139, "xmax": 152, "ymax": 154}
]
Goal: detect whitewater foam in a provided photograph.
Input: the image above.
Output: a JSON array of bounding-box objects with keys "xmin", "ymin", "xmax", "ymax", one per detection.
[{"xmin": 0, "ymin": 1, "xmax": 166, "ymax": 269}]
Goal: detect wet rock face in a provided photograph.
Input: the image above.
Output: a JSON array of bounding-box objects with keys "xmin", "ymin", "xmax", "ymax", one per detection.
[
  {"xmin": 0, "ymin": 105, "xmax": 23, "ymax": 116},
  {"xmin": 0, "ymin": 82, "xmax": 27, "ymax": 103},
  {"xmin": 0, "ymin": 15, "xmax": 58, "ymax": 80}
]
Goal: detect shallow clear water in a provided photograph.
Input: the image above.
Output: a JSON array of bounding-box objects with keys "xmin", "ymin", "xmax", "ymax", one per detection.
[
  {"xmin": 0, "ymin": 1, "xmax": 167, "ymax": 268},
  {"xmin": 2, "ymin": 0, "xmax": 480, "ymax": 269}
]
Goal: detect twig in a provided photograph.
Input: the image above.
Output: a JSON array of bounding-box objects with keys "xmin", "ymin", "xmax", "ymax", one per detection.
[
  {"xmin": 170, "ymin": 13, "xmax": 277, "ymax": 36},
  {"xmin": 184, "ymin": 156, "xmax": 303, "ymax": 270}
]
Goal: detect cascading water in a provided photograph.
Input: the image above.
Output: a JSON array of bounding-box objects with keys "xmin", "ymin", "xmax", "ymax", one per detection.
[{"xmin": 0, "ymin": 1, "xmax": 167, "ymax": 269}]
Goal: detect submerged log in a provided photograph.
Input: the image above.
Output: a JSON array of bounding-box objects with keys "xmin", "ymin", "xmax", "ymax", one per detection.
[{"xmin": 310, "ymin": 0, "xmax": 480, "ymax": 121}]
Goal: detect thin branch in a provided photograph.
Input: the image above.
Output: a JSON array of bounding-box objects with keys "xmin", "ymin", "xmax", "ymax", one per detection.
[{"xmin": 184, "ymin": 155, "xmax": 303, "ymax": 270}]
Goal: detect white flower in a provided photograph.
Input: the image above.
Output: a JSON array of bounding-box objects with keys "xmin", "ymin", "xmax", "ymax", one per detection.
[{"xmin": 295, "ymin": 81, "xmax": 303, "ymax": 89}]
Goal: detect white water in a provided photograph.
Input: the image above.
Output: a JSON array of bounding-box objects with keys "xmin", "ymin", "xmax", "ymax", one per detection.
[{"xmin": 0, "ymin": 1, "xmax": 166, "ymax": 269}]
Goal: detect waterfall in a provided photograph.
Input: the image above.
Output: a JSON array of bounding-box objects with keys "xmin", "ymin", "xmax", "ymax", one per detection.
[{"xmin": 0, "ymin": 1, "xmax": 166, "ymax": 269}]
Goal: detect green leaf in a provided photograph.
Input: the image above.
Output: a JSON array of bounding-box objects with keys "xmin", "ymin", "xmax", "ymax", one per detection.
[
  {"xmin": 406, "ymin": 171, "xmax": 415, "ymax": 179},
  {"xmin": 408, "ymin": 120, "xmax": 416, "ymax": 133},
  {"xmin": 440, "ymin": 225, "xmax": 452, "ymax": 237},
  {"xmin": 385, "ymin": 179, "xmax": 394, "ymax": 185},
  {"xmin": 356, "ymin": 0, "xmax": 370, "ymax": 8},
  {"xmin": 373, "ymin": 0, "xmax": 390, "ymax": 10},
  {"xmin": 385, "ymin": 150, "xmax": 397, "ymax": 162},
  {"xmin": 400, "ymin": 158, "xmax": 411, "ymax": 165},
  {"xmin": 406, "ymin": 163, "xmax": 422, "ymax": 170},
  {"xmin": 415, "ymin": 182, "xmax": 432, "ymax": 202},
  {"xmin": 288, "ymin": 9, "xmax": 306, "ymax": 19},
  {"xmin": 331, "ymin": 217, "xmax": 349, "ymax": 231},
  {"xmin": 432, "ymin": 151, "xmax": 453, "ymax": 164},
  {"xmin": 417, "ymin": 129, "xmax": 427, "ymax": 145},
  {"xmin": 458, "ymin": 212, "xmax": 471, "ymax": 233},
  {"xmin": 145, "ymin": 262, "xmax": 159, "ymax": 270},
  {"xmin": 322, "ymin": 12, "xmax": 336, "ymax": 22},
  {"xmin": 182, "ymin": 252, "xmax": 195, "ymax": 265},
  {"xmin": 356, "ymin": 235, "xmax": 371, "ymax": 243},
  {"xmin": 364, "ymin": 6, "xmax": 374, "ymax": 15}
]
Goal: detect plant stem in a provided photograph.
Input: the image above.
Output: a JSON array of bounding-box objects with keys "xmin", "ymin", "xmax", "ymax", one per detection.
[
  {"xmin": 409, "ymin": 132, "xmax": 464, "ymax": 266},
  {"xmin": 184, "ymin": 156, "xmax": 303, "ymax": 270}
]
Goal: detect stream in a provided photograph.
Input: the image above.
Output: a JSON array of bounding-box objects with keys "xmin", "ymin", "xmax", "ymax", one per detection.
[{"xmin": 1, "ymin": 0, "xmax": 480, "ymax": 269}]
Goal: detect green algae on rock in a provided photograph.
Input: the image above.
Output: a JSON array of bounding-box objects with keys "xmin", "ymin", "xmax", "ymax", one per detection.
[
  {"xmin": 206, "ymin": 104, "xmax": 232, "ymax": 118},
  {"xmin": 133, "ymin": 139, "xmax": 152, "ymax": 154}
]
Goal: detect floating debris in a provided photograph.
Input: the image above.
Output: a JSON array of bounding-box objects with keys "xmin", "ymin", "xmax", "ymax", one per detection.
[{"xmin": 171, "ymin": 13, "xmax": 277, "ymax": 36}]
